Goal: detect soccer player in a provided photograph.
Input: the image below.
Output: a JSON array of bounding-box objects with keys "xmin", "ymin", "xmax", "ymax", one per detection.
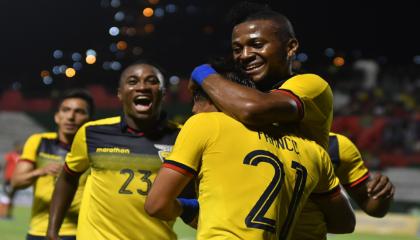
[
  {"xmin": 11, "ymin": 89, "xmax": 94, "ymax": 240},
  {"xmin": 190, "ymin": 1, "xmax": 333, "ymax": 150},
  {"xmin": 291, "ymin": 132, "xmax": 395, "ymax": 240},
  {"xmin": 47, "ymin": 61, "xmax": 193, "ymax": 240},
  {"xmin": 0, "ymin": 140, "xmax": 22, "ymax": 219},
  {"xmin": 145, "ymin": 68, "xmax": 355, "ymax": 240}
]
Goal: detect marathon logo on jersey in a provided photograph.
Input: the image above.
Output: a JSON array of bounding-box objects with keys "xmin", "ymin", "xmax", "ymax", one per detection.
[
  {"xmin": 154, "ymin": 144, "xmax": 173, "ymax": 162},
  {"xmin": 96, "ymin": 147, "xmax": 131, "ymax": 154}
]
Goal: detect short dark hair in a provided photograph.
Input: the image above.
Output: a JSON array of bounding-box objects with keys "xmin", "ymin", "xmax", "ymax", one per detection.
[
  {"xmin": 193, "ymin": 57, "xmax": 256, "ymax": 99},
  {"xmin": 228, "ymin": 1, "xmax": 296, "ymax": 41},
  {"xmin": 56, "ymin": 89, "xmax": 95, "ymax": 117}
]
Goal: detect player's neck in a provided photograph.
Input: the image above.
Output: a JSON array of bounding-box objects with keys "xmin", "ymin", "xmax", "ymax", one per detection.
[
  {"xmin": 57, "ymin": 131, "xmax": 73, "ymax": 145},
  {"xmin": 126, "ymin": 115, "xmax": 161, "ymax": 133}
]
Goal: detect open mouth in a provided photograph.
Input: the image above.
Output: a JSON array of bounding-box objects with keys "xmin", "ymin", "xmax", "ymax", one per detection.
[
  {"xmin": 133, "ymin": 95, "xmax": 152, "ymax": 112},
  {"xmin": 243, "ymin": 62, "xmax": 264, "ymax": 75}
]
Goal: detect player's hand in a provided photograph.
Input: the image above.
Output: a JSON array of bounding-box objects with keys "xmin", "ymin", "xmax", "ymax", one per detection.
[
  {"xmin": 366, "ymin": 173, "xmax": 395, "ymax": 199},
  {"xmin": 40, "ymin": 163, "xmax": 62, "ymax": 176}
]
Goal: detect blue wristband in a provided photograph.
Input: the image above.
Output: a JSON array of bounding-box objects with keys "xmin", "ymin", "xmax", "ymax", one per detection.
[
  {"xmin": 178, "ymin": 198, "xmax": 199, "ymax": 223},
  {"xmin": 191, "ymin": 64, "xmax": 217, "ymax": 86}
]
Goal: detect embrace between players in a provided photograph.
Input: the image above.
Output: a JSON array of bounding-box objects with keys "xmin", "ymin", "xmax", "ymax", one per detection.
[{"xmin": 11, "ymin": 2, "xmax": 394, "ymax": 240}]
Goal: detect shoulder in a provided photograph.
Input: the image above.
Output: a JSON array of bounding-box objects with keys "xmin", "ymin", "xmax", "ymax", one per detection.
[
  {"xmin": 330, "ymin": 132, "xmax": 355, "ymax": 149},
  {"xmin": 281, "ymin": 74, "xmax": 331, "ymax": 98},
  {"xmin": 84, "ymin": 116, "xmax": 121, "ymax": 128},
  {"xmin": 26, "ymin": 132, "xmax": 56, "ymax": 142}
]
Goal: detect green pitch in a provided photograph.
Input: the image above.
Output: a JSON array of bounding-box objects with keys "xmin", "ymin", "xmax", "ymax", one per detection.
[{"xmin": 0, "ymin": 207, "xmax": 418, "ymax": 240}]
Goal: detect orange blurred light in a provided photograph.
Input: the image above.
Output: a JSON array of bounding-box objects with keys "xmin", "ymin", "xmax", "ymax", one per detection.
[
  {"xmin": 143, "ymin": 8, "xmax": 154, "ymax": 17},
  {"xmin": 40, "ymin": 70, "xmax": 50, "ymax": 78},
  {"xmin": 333, "ymin": 57, "xmax": 345, "ymax": 67},
  {"xmin": 65, "ymin": 68, "xmax": 76, "ymax": 78},
  {"xmin": 144, "ymin": 23, "xmax": 155, "ymax": 33},
  {"xmin": 117, "ymin": 41, "xmax": 128, "ymax": 50},
  {"xmin": 85, "ymin": 55, "xmax": 96, "ymax": 64}
]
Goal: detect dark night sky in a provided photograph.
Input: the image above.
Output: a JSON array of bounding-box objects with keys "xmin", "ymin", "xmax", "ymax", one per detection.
[{"xmin": 0, "ymin": 0, "xmax": 418, "ymax": 96}]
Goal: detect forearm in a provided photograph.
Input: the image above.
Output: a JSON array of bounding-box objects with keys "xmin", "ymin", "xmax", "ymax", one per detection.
[
  {"xmin": 359, "ymin": 196, "xmax": 392, "ymax": 217},
  {"xmin": 11, "ymin": 169, "xmax": 43, "ymax": 189},
  {"xmin": 47, "ymin": 171, "xmax": 79, "ymax": 238},
  {"xmin": 202, "ymin": 75, "xmax": 298, "ymax": 126},
  {"xmin": 312, "ymin": 192, "xmax": 355, "ymax": 234},
  {"xmin": 146, "ymin": 198, "xmax": 183, "ymax": 221}
]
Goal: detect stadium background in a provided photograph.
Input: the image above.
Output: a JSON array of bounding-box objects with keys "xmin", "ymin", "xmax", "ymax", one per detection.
[{"xmin": 0, "ymin": 0, "xmax": 419, "ymax": 239}]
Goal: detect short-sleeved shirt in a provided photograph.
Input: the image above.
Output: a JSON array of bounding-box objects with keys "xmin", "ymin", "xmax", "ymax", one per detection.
[
  {"xmin": 65, "ymin": 116, "xmax": 180, "ymax": 240},
  {"xmin": 164, "ymin": 112, "xmax": 339, "ymax": 240},
  {"xmin": 20, "ymin": 132, "xmax": 85, "ymax": 236},
  {"xmin": 274, "ymin": 74, "xmax": 333, "ymax": 150},
  {"xmin": 291, "ymin": 132, "xmax": 370, "ymax": 240}
]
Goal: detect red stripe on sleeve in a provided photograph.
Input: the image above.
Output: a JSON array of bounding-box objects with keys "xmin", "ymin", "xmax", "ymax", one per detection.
[
  {"xmin": 63, "ymin": 163, "xmax": 82, "ymax": 176},
  {"xmin": 271, "ymin": 89, "xmax": 304, "ymax": 119},
  {"xmin": 346, "ymin": 172, "xmax": 370, "ymax": 188},
  {"xmin": 162, "ymin": 163, "xmax": 194, "ymax": 177},
  {"xmin": 311, "ymin": 185, "xmax": 342, "ymax": 199}
]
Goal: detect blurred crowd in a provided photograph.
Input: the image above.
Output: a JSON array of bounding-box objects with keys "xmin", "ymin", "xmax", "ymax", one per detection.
[
  {"xmin": 1, "ymin": 58, "xmax": 419, "ymax": 170},
  {"xmin": 324, "ymin": 59, "xmax": 420, "ymax": 169}
]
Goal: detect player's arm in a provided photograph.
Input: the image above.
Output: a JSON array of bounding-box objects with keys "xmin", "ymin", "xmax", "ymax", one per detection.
[
  {"xmin": 344, "ymin": 173, "xmax": 394, "ymax": 218},
  {"xmin": 145, "ymin": 167, "xmax": 194, "ymax": 221},
  {"xmin": 11, "ymin": 134, "xmax": 61, "ymax": 189},
  {"xmin": 47, "ymin": 165, "xmax": 81, "ymax": 240},
  {"xmin": 11, "ymin": 160, "xmax": 61, "ymax": 189},
  {"xmin": 47, "ymin": 125, "xmax": 90, "ymax": 239},
  {"xmin": 146, "ymin": 114, "xmax": 212, "ymax": 225},
  {"xmin": 314, "ymin": 148, "xmax": 355, "ymax": 233},
  {"xmin": 311, "ymin": 188, "xmax": 355, "ymax": 233},
  {"xmin": 191, "ymin": 65, "xmax": 301, "ymax": 126},
  {"xmin": 333, "ymin": 134, "xmax": 394, "ymax": 217}
]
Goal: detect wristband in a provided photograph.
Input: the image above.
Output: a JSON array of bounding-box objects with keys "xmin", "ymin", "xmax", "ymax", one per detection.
[
  {"xmin": 191, "ymin": 64, "xmax": 217, "ymax": 86},
  {"xmin": 178, "ymin": 198, "xmax": 199, "ymax": 223}
]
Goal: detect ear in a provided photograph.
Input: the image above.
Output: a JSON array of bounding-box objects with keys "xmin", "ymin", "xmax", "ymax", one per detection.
[
  {"xmin": 54, "ymin": 112, "xmax": 59, "ymax": 125},
  {"xmin": 117, "ymin": 88, "xmax": 122, "ymax": 101},
  {"xmin": 287, "ymin": 38, "xmax": 299, "ymax": 59}
]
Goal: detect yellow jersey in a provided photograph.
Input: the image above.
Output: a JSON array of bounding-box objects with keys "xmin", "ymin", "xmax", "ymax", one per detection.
[
  {"xmin": 20, "ymin": 132, "xmax": 85, "ymax": 236},
  {"xmin": 275, "ymin": 74, "xmax": 333, "ymax": 150},
  {"xmin": 164, "ymin": 112, "xmax": 339, "ymax": 240},
  {"xmin": 291, "ymin": 132, "xmax": 370, "ymax": 240},
  {"xmin": 65, "ymin": 116, "xmax": 180, "ymax": 240}
]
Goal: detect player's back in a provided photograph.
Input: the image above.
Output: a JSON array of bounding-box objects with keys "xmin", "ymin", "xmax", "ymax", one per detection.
[{"xmin": 192, "ymin": 112, "xmax": 337, "ymax": 240}]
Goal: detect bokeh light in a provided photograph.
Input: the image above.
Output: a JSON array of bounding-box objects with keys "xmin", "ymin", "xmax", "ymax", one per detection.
[
  {"xmin": 144, "ymin": 24, "xmax": 155, "ymax": 33},
  {"xmin": 53, "ymin": 50, "xmax": 63, "ymax": 59},
  {"xmin": 86, "ymin": 55, "xmax": 96, "ymax": 64},
  {"xmin": 117, "ymin": 41, "xmax": 127, "ymax": 50},
  {"xmin": 333, "ymin": 56, "xmax": 345, "ymax": 67},
  {"xmin": 71, "ymin": 52, "xmax": 82, "ymax": 62},
  {"xmin": 109, "ymin": 26, "xmax": 120, "ymax": 36},
  {"xmin": 65, "ymin": 67, "xmax": 76, "ymax": 78},
  {"xmin": 114, "ymin": 11, "xmax": 125, "ymax": 21},
  {"xmin": 325, "ymin": 48, "xmax": 335, "ymax": 58},
  {"xmin": 143, "ymin": 8, "xmax": 154, "ymax": 17},
  {"xmin": 73, "ymin": 62, "xmax": 83, "ymax": 71},
  {"xmin": 40, "ymin": 70, "xmax": 50, "ymax": 78},
  {"xmin": 43, "ymin": 76, "xmax": 53, "ymax": 85},
  {"xmin": 154, "ymin": 8, "xmax": 164, "ymax": 17}
]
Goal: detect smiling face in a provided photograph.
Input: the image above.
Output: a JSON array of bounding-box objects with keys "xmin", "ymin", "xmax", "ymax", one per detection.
[
  {"xmin": 55, "ymin": 98, "xmax": 90, "ymax": 138},
  {"xmin": 232, "ymin": 19, "xmax": 298, "ymax": 85},
  {"xmin": 118, "ymin": 64, "xmax": 165, "ymax": 123}
]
